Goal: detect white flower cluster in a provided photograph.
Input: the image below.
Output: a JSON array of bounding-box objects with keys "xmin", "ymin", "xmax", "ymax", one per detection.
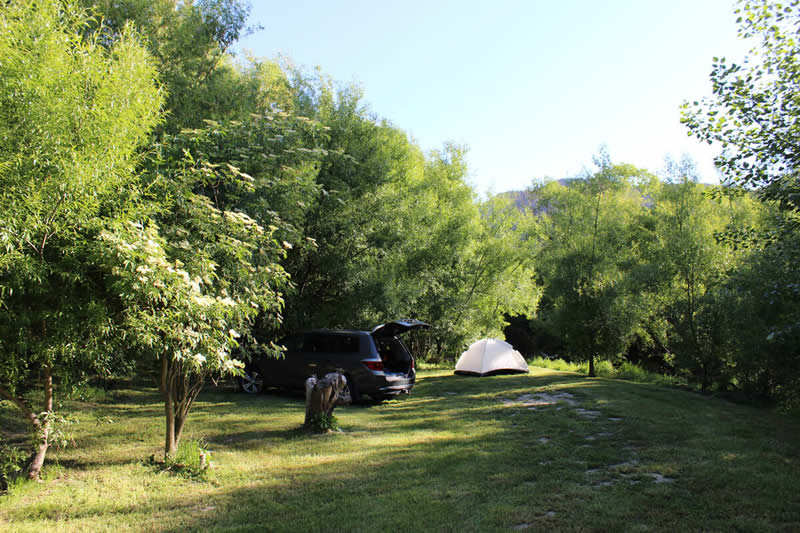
[{"xmin": 224, "ymin": 210, "xmax": 263, "ymax": 234}]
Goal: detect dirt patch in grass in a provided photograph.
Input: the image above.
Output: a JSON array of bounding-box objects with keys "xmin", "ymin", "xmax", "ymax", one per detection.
[
  {"xmin": 584, "ymin": 457, "xmax": 679, "ymax": 489},
  {"xmin": 500, "ymin": 391, "xmax": 578, "ymax": 407}
]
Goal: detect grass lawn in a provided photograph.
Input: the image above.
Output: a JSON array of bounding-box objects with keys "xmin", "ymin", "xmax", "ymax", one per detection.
[{"xmin": 2, "ymin": 367, "xmax": 799, "ymax": 532}]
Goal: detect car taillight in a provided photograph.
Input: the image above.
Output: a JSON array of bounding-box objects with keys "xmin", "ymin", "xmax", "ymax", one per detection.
[
  {"xmin": 411, "ymin": 358, "xmax": 415, "ymax": 370},
  {"xmin": 363, "ymin": 360, "xmax": 384, "ymax": 372}
]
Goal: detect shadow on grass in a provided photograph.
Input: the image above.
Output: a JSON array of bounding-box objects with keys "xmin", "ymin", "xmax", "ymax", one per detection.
[
  {"xmin": 40, "ymin": 371, "xmax": 693, "ymax": 466},
  {"xmin": 205, "ymin": 428, "xmax": 313, "ymax": 449},
  {"xmin": 5, "ymin": 368, "xmax": 800, "ymax": 532},
  {"xmin": 153, "ymin": 371, "xmax": 800, "ymax": 532}
]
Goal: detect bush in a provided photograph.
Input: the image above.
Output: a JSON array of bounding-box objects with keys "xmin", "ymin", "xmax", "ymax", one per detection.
[
  {"xmin": 305, "ymin": 412, "xmax": 340, "ymax": 433},
  {"xmin": 148, "ymin": 438, "xmax": 213, "ymax": 480},
  {"xmin": 529, "ymin": 356, "xmax": 583, "ymax": 373},
  {"xmin": 416, "ymin": 361, "xmax": 455, "ymax": 371},
  {"xmin": 0, "ymin": 441, "xmax": 28, "ymax": 493},
  {"xmin": 529, "ymin": 357, "xmax": 687, "ymax": 388}
]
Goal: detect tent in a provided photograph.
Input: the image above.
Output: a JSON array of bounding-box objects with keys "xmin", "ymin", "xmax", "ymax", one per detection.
[{"xmin": 454, "ymin": 339, "xmax": 529, "ymax": 377}]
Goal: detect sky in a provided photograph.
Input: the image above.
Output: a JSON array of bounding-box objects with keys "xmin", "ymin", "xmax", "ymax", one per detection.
[{"xmin": 234, "ymin": 0, "xmax": 752, "ymax": 196}]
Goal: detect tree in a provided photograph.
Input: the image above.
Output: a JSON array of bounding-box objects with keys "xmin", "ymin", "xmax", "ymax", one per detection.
[
  {"xmin": 97, "ymin": 205, "xmax": 287, "ymax": 457},
  {"xmin": 99, "ymin": 107, "xmax": 325, "ymax": 457},
  {"xmin": 85, "ymin": 0, "xmax": 259, "ymax": 133},
  {"xmin": 0, "ymin": 0, "xmax": 163, "ymax": 478},
  {"xmin": 380, "ymin": 147, "xmax": 540, "ymax": 360},
  {"xmin": 642, "ymin": 158, "xmax": 762, "ymax": 390},
  {"xmin": 719, "ymin": 228, "xmax": 800, "ymax": 405},
  {"xmin": 683, "ymin": 0, "xmax": 800, "ymax": 403},
  {"xmin": 682, "ymin": 0, "xmax": 800, "ymax": 207},
  {"xmin": 80, "ymin": 0, "xmax": 327, "ymax": 457},
  {"xmin": 532, "ymin": 156, "xmax": 654, "ymax": 376},
  {"xmin": 276, "ymin": 75, "xmax": 429, "ymax": 332},
  {"xmin": 162, "ymin": 62, "xmax": 539, "ymax": 363}
]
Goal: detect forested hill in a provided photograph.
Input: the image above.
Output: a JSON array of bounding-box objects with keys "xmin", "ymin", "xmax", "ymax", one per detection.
[
  {"xmin": 498, "ymin": 189, "xmax": 536, "ymax": 212},
  {"xmin": 497, "ymin": 178, "xmax": 610, "ymax": 212},
  {"xmin": 497, "ymin": 177, "xmax": 717, "ymax": 213}
]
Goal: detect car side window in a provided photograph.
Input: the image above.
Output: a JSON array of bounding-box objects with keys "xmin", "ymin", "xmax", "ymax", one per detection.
[
  {"xmin": 304, "ymin": 333, "xmax": 360, "ymax": 353},
  {"xmin": 304, "ymin": 334, "xmax": 326, "ymax": 353},
  {"xmin": 337, "ymin": 334, "xmax": 360, "ymax": 353},
  {"xmin": 281, "ymin": 334, "xmax": 304, "ymax": 353}
]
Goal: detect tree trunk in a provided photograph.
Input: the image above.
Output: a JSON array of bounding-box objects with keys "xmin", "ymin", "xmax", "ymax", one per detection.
[
  {"xmin": 304, "ymin": 372, "xmax": 348, "ymax": 430},
  {"xmin": 160, "ymin": 354, "xmax": 177, "ymax": 457},
  {"xmin": 159, "ymin": 354, "xmax": 205, "ymax": 457},
  {"xmin": 27, "ymin": 367, "xmax": 53, "ymax": 480},
  {"xmin": 174, "ymin": 412, "xmax": 188, "ymax": 451},
  {"xmin": 588, "ymin": 355, "xmax": 596, "ymax": 378},
  {"xmin": 164, "ymin": 400, "xmax": 177, "ymax": 457}
]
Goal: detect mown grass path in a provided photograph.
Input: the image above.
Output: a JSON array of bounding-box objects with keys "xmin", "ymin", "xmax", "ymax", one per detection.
[{"xmin": 2, "ymin": 368, "xmax": 799, "ymax": 532}]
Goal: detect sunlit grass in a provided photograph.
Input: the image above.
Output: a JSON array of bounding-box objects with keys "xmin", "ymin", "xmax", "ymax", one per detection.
[{"xmin": 1, "ymin": 367, "xmax": 799, "ymax": 531}]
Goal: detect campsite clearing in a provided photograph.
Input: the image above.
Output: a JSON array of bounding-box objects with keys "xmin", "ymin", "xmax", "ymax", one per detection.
[{"xmin": 1, "ymin": 368, "xmax": 799, "ymax": 532}]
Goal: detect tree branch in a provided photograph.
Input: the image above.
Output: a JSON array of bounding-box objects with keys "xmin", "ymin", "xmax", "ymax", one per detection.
[{"xmin": 0, "ymin": 384, "xmax": 42, "ymax": 432}]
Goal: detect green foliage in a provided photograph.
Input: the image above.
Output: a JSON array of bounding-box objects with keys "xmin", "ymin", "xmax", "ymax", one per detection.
[
  {"xmin": 267, "ymin": 71, "xmax": 539, "ymax": 359},
  {"xmin": 0, "ymin": 0, "xmax": 163, "ymax": 477},
  {"xmin": 278, "ymin": 75, "xmax": 425, "ymax": 331},
  {"xmin": 86, "ymin": 0, "xmax": 259, "ymax": 132},
  {"xmin": 100, "ymin": 119, "xmax": 311, "ymax": 454},
  {"xmin": 304, "ymin": 412, "xmax": 340, "ymax": 433},
  {"xmin": 159, "ymin": 110, "xmax": 329, "ymax": 249},
  {"xmin": 0, "ymin": 440, "xmax": 27, "ymax": 493},
  {"xmin": 419, "ymin": 163, "xmax": 540, "ymax": 358},
  {"xmin": 717, "ymin": 231, "xmax": 800, "ymax": 406},
  {"xmin": 635, "ymin": 158, "xmax": 764, "ymax": 390},
  {"xmin": 682, "ymin": 0, "xmax": 800, "ymax": 202},
  {"xmin": 372, "ymin": 145, "xmax": 539, "ymax": 359},
  {"xmin": 99, "ymin": 220, "xmax": 250, "ymax": 376},
  {"xmin": 528, "ymin": 357, "xmax": 688, "ymax": 387},
  {"xmin": 0, "ymin": 0, "xmax": 162, "ymax": 384},
  {"xmin": 525, "ymin": 145, "xmax": 778, "ymax": 397},
  {"xmin": 532, "ymin": 155, "xmax": 655, "ymax": 374},
  {"xmin": 37, "ymin": 410, "xmax": 79, "ymax": 451},
  {"xmin": 528, "ymin": 154, "xmax": 769, "ymax": 393},
  {"xmin": 682, "ymin": 0, "xmax": 800, "ymax": 403}
]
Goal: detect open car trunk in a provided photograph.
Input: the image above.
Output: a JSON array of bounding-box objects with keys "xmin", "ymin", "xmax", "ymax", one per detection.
[
  {"xmin": 376, "ymin": 337, "xmax": 414, "ymax": 374},
  {"xmin": 371, "ymin": 319, "xmax": 430, "ymax": 338},
  {"xmin": 371, "ymin": 319, "xmax": 430, "ymax": 375}
]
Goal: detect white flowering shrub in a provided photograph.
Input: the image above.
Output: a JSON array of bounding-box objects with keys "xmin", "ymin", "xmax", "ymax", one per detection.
[{"xmin": 98, "ymin": 185, "xmax": 290, "ymax": 456}]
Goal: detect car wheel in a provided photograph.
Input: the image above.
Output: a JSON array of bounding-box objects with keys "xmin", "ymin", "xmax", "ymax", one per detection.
[
  {"xmin": 340, "ymin": 375, "xmax": 360, "ymax": 404},
  {"xmin": 240, "ymin": 368, "xmax": 264, "ymax": 394}
]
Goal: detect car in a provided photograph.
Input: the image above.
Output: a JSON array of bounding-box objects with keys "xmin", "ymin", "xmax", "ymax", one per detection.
[{"xmin": 239, "ymin": 319, "xmax": 430, "ymax": 402}]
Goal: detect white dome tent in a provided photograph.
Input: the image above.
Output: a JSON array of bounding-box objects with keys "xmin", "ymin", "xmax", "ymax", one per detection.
[{"xmin": 454, "ymin": 339, "xmax": 529, "ymax": 377}]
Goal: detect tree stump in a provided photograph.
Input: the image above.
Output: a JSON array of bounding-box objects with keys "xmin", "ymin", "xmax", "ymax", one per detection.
[{"xmin": 304, "ymin": 372, "xmax": 349, "ymax": 431}]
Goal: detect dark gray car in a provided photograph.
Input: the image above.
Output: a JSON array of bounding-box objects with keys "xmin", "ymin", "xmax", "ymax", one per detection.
[{"xmin": 240, "ymin": 319, "xmax": 430, "ymax": 402}]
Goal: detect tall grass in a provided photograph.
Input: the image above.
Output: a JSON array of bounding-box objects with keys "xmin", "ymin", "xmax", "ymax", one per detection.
[
  {"xmin": 528, "ymin": 356, "xmax": 687, "ymax": 387},
  {"xmin": 155, "ymin": 437, "xmax": 214, "ymax": 480},
  {"xmin": 421, "ymin": 355, "xmax": 686, "ymax": 389},
  {"xmin": 416, "ymin": 360, "xmax": 454, "ymax": 371}
]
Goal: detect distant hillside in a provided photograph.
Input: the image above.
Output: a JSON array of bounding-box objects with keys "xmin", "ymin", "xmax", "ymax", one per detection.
[
  {"xmin": 496, "ymin": 178, "xmax": 577, "ymax": 213},
  {"xmin": 496, "ymin": 178, "xmax": 716, "ymax": 214}
]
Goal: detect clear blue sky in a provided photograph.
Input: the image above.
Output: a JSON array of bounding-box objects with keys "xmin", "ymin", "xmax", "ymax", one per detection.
[{"xmin": 235, "ymin": 0, "xmax": 750, "ymax": 195}]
